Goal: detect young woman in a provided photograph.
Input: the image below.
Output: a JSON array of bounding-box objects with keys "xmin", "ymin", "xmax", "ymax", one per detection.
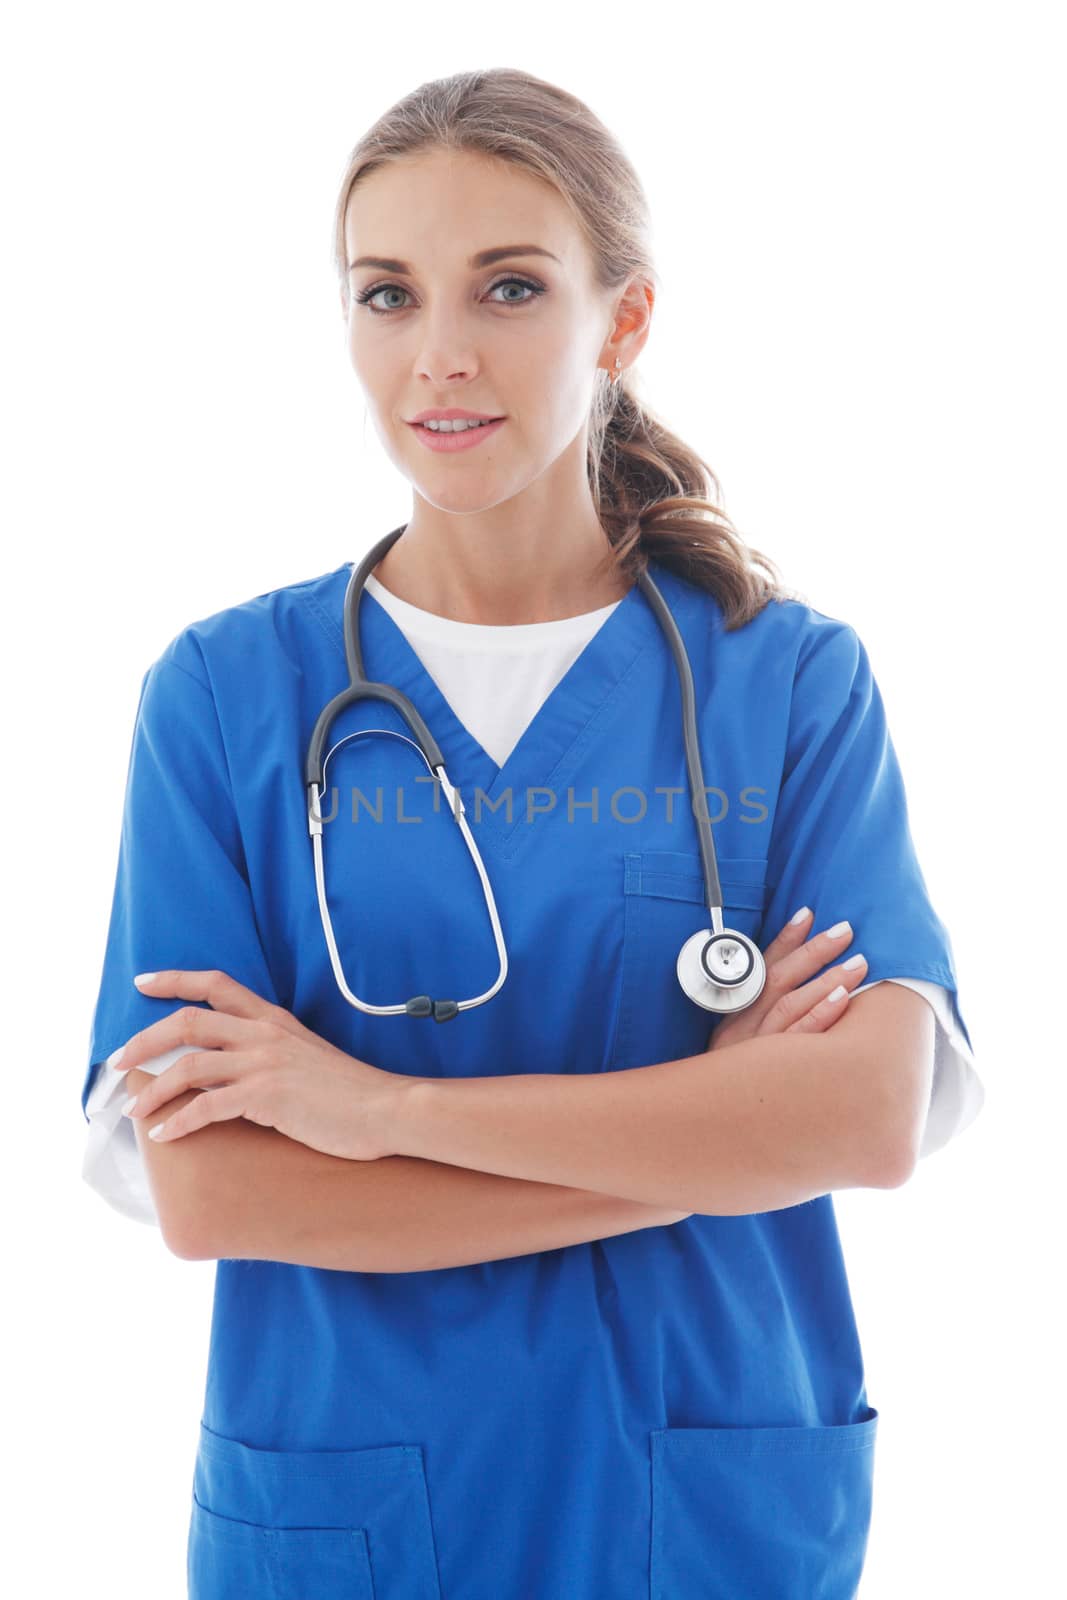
[{"xmin": 82, "ymin": 68, "xmax": 983, "ymax": 1600}]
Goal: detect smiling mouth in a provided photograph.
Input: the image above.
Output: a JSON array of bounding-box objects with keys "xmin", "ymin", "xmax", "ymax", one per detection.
[
  {"xmin": 407, "ymin": 416, "xmax": 509, "ymax": 453},
  {"xmin": 410, "ymin": 418, "xmax": 505, "ymax": 431}
]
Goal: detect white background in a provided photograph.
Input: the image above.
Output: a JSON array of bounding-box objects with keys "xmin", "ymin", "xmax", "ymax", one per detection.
[{"xmin": 4, "ymin": 2, "xmax": 1062, "ymax": 1594}]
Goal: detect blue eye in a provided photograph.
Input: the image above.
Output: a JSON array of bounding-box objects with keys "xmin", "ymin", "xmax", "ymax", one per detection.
[{"xmin": 354, "ymin": 275, "xmax": 546, "ymax": 316}]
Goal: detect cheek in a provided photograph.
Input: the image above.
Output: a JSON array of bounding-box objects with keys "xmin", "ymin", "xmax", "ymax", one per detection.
[
  {"xmin": 543, "ymin": 338, "xmax": 603, "ymax": 421},
  {"xmin": 538, "ymin": 382, "xmax": 598, "ymax": 458},
  {"xmin": 345, "ymin": 333, "xmax": 382, "ymax": 389}
]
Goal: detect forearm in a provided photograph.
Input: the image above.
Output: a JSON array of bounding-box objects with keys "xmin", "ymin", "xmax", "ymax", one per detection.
[
  {"xmin": 393, "ymin": 1031, "xmax": 897, "ymax": 1217},
  {"xmin": 220, "ymin": 1139, "xmax": 689, "ymax": 1270},
  {"xmin": 246, "ymin": 1149, "xmax": 687, "ymax": 1273},
  {"xmin": 124, "ymin": 1068, "xmax": 215, "ymax": 1255},
  {"xmin": 154, "ymin": 1116, "xmax": 686, "ymax": 1270}
]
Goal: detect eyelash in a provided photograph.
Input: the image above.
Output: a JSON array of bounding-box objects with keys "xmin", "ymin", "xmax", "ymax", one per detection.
[{"xmin": 354, "ymin": 274, "xmax": 547, "ymax": 316}]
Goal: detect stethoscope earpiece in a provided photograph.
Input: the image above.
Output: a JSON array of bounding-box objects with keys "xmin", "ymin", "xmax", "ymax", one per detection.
[{"xmin": 676, "ymin": 927, "xmax": 767, "ymax": 1014}]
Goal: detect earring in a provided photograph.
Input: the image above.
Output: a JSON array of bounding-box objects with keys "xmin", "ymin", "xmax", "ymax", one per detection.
[{"xmin": 611, "ymin": 355, "xmax": 622, "ymax": 386}]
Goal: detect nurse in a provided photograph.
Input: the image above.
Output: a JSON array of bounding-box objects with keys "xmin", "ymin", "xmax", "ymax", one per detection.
[{"xmin": 82, "ymin": 69, "xmax": 984, "ymax": 1599}]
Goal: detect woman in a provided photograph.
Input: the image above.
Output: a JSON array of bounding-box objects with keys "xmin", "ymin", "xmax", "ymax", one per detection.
[{"xmin": 82, "ymin": 68, "xmax": 983, "ymax": 1599}]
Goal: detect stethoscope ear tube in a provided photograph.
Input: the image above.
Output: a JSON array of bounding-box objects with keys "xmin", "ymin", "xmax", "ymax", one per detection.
[
  {"xmin": 306, "ymin": 526, "xmax": 446, "ymax": 790},
  {"xmin": 304, "ymin": 526, "xmax": 511, "ymax": 1020},
  {"xmin": 304, "ymin": 681, "xmax": 445, "ymax": 790},
  {"xmin": 306, "ymin": 744, "xmax": 509, "ymax": 1019}
]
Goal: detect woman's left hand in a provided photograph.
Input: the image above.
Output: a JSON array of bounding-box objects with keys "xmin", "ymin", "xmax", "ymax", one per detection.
[{"xmin": 114, "ymin": 970, "xmax": 419, "ymax": 1161}]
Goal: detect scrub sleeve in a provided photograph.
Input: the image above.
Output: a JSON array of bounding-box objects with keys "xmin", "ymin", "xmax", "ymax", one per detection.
[
  {"xmin": 759, "ymin": 616, "xmax": 983, "ymax": 1156},
  {"xmin": 81, "ymin": 636, "xmax": 283, "ymax": 1233}
]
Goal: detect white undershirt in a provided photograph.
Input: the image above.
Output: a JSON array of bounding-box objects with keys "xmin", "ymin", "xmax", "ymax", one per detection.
[
  {"xmin": 82, "ymin": 574, "xmax": 980, "ymax": 1226},
  {"xmin": 363, "ymin": 572, "xmax": 625, "ymax": 767}
]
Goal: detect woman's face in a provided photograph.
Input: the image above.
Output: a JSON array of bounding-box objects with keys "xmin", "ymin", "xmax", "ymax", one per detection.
[{"xmin": 341, "ymin": 148, "xmax": 623, "ymax": 516}]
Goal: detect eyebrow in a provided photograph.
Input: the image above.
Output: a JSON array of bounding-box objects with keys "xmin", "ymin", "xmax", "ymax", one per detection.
[{"xmin": 347, "ymin": 244, "xmax": 561, "ymax": 275}]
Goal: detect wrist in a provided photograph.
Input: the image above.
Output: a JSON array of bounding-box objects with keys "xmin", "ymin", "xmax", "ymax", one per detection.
[{"xmin": 383, "ymin": 1073, "xmax": 433, "ymax": 1158}]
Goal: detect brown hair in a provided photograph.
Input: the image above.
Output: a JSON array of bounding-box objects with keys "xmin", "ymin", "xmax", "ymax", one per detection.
[{"xmin": 332, "ymin": 68, "xmax": 799, "ymax": 630}]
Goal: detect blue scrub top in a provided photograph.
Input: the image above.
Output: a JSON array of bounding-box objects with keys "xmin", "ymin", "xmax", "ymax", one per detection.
[{"xmin": 84, "ymin": 556, "xmax": 970, "ymax": 1599}]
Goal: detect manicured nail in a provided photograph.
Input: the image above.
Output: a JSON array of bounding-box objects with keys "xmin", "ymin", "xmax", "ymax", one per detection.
[
  {"xmin": 148, "ymin": 1123, "xmax": 168, "ymax": 1140},
  {"xmin": 134, "ymin": 972, "xmax": 158, "ymax": 986},
  {"xmin": 122, "ymin": 1097, "xmax": 138, "ymax": 1117},
  {"xmin": 828, "ymin": 985, "xmax": 848, "ymax": 1002},
  {"xmin": 842, "ymin": 953, "xmax": 866, "ymax": 969},
  {"xmin": 790, "ymin": 906, "xmax": 812, "ymax": 925},
  {"xmin": 106, "ymin": 1045, "xmax": 125, "ymax": 1068},
  {"xmin": 827, "ymin": 921, "xmax": 852, "ymax": 939}
]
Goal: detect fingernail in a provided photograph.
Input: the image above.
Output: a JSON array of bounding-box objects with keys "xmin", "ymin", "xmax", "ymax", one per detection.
[
  {"xmin": 106, "ymin": 1045, "xmax": 125, "ymax": 1068},
  {"xmin": 134, "ymin": 972, "xmax": 158, "ymax": 986},
  {"xmin": 828, "ymin": 985, "xmax": 848, "ymax": 1002},
  {"xmin": 790, "ymin": 906, "xmax": 812, "ymax": 925},
  {"xmin": 148, "ymin": 1123, "xmax": 167, "ymax": 1140},
  {"xmin": 122, "ymin": 1097, "xmax": 138, "ymax": 1117},
  {"xmin": 842, "ymin": 953, "xmax": 866, "ymax": 969},
  {"xmin": 827, "ymin": 920, "xmax": 852, "ymax": 939}
]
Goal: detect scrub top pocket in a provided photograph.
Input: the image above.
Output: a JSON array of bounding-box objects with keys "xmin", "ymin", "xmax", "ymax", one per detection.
[
  {"xmin": 612, "ymin": 850, "xmax": 769, "ymax": 1071},
  {"xmin": 189, "ymin": 1498, "xmax": 373, "ymax": 1598},
  {"xmin": 188, "ymin": 1421, "xmax": 441, "ymax": 1600},
  {"xmin": 649, "ymin": 1406, "xmax": 879, "ymax": 1599}
]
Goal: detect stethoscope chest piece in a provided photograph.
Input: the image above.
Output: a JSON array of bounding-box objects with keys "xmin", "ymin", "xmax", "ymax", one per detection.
[{"xmin": 677, "ymin": 926, "xmax": 767, "ymax": 1013}]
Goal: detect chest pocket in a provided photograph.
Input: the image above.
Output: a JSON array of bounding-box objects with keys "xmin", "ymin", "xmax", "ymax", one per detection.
[{"xmin": 610, "ymin": 850, "xmax": 769, "ymax": 1072}]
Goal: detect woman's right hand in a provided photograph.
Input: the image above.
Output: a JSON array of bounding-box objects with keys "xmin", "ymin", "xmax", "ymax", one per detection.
[{"xmin": 706, "ymin": 908, "xmax": 867, "ymax": 1054}]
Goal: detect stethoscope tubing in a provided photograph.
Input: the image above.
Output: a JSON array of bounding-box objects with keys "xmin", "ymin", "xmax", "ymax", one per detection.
[{"xmin": 305, "ymin": 524, "xmax": 764, "ymax": 1020}]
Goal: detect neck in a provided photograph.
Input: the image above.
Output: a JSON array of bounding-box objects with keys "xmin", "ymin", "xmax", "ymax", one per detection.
[{"xmin": 371, "ymin": 522, "xmax": 632, "ymax": 626}]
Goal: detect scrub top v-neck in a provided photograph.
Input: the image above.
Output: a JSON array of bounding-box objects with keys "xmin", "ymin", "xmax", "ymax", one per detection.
[
  {"xmin": 356, "ymin": 562, "xmax": 660, "ymax": 850},
  {"xmin": 360, "ymin": 567, "xmax": 625, "ymax": 770},
  {"xmin": 82, "ymin": 554, "xmax": 983, "ymax": 1600}
]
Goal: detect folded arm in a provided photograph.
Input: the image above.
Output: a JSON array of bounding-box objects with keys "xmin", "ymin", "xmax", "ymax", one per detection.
[
  {"xmin": 120, "ymin": 1067, "xmax": 687, "ymax": 1268},
  {"xmin": 123, "ymin": 983, "xmax": 931, "ymax": 1260},
  {"xmin": 390, "ymin": 985, "xmax": 936, "ymax": 1215}
]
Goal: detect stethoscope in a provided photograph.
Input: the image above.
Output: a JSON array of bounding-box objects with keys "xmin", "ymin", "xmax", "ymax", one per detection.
[{"xmin": 305, "ymin": 524, "xmax": 767, "ymax": 1023}]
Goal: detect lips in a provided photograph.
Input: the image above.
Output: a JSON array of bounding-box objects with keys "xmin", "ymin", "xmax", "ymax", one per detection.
[
  {"xmin": 409, "ymin": 418, "xmax": 503, "ymax": 430},
  {"xmin": 409, "ymin": 416, "xmax": 508, "ymax": 453}
]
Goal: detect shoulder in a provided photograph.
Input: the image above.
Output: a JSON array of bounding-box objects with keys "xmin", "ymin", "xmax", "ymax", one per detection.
[
  {"xmin": 649, "ymin": 559, "xmax": 867, "ymax": 688},
  {"xmin": 149, "ymin": 560, "xmax": 351, "ymax": 696}
]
